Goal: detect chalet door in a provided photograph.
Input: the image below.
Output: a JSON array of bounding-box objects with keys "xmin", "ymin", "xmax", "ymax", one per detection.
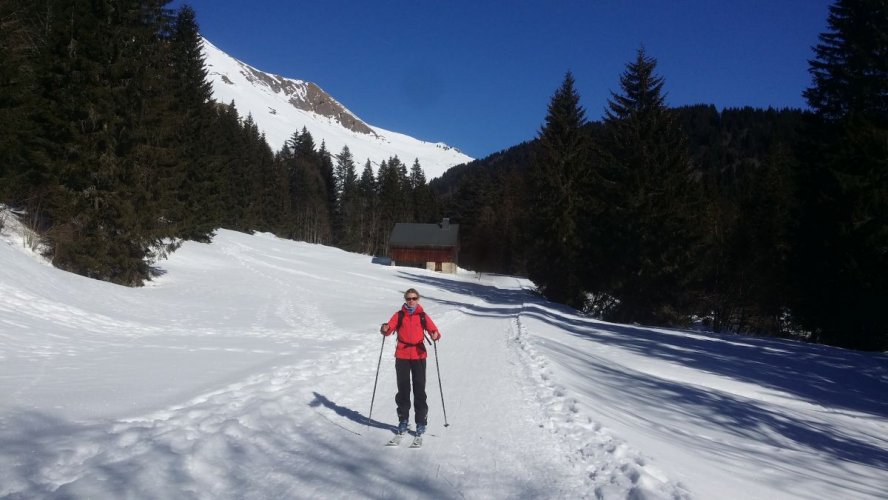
[{"xmin": 435, "ymin": 261, "xmax": 442, "ymax": 272}]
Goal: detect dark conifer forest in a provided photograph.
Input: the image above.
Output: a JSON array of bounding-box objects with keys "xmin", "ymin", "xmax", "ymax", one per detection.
[
  {"xmin": 1, "ymin": 0, "xmax": 885, "ymax": 350},
  {"xmin": 0, "ymin": 0, "xmax": 436, "ymax": 284},
  {"xmin": 432, "ymin": 0, "xmax": 886, "ymax": 351}
]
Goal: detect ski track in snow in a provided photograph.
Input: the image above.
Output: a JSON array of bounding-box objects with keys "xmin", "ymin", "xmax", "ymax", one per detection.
[{"xmin": 509, "ymin": 315, "xmax": 689, "ymax": 499}]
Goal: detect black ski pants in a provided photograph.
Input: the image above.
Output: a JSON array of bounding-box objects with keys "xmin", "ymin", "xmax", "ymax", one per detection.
[{"xmin": 395, "ymin": 358, "xmax": 428, "ymax": 425}]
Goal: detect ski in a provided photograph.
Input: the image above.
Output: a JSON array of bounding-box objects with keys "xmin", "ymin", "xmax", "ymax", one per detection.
[
  {"xmin": 385, "ymin": 434, "xmax": 404, "ymax": 447},
  {"xmin": 409, "ymin": 435, "xmax": 423, "ymax": 448}
]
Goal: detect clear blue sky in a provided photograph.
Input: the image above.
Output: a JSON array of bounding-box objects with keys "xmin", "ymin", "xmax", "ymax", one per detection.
[{"xmin": 170, "ymin": 0, "xmax": 833, "ymax": 159}]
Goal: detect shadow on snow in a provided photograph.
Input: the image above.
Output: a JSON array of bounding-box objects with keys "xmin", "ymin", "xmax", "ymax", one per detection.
[
  {"xmin": 0, "ymin": 408, "xmax": 470, "ymax": 499},
  {"xmin": 398, "ymin": 270, "xmax": 888, "ymax": 470},
  {"xmin": 309, "ymin": 392, "xmax": 398, "ymax": 434}
]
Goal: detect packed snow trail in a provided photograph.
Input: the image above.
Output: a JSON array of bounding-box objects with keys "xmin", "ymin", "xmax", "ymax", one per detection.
[
  {"xmin": 2, "ymin": 222, "xmax": 886, "ymax": 499},
  {"xmin": 0, "ymin": 229, "xmax": 679, "ymax": 499}
]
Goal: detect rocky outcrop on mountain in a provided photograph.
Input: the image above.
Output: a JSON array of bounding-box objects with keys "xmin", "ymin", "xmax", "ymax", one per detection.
[
  {"xmin": 202, "ymin": 37, "xmax": 472, "ymax": 179},
  {"xmin": 228, "ymin": 59, "xmax": 377, "ymax": 137}
]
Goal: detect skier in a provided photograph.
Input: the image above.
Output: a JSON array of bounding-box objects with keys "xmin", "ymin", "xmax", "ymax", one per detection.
[{"xmin": 380, "ymin": 288, "xmax": 441, "ymax": 438}]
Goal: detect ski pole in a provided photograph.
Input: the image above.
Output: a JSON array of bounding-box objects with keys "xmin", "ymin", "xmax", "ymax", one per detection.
[
  {"xmin": 367, "ymin": 333, "xmax": 386, "ymax": 428},
  {"xmin": 430, "ymin": 335, "xmax": 450, "ymax": 427}
]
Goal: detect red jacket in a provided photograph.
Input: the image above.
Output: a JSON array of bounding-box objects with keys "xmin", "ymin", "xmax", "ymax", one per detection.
[{"xmin": 384, "ymin": 304, "xmax": 439, "ymax": 360}]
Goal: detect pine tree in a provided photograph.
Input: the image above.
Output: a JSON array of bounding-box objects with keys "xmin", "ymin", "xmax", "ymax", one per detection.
[
  {"xmin": 804, "ymin": 0, "xmax": 888, "ymax": 124},
  {"xmin": 280, "ymin": 129, "xmax": 302, "ymax": 237},
  {"xmin": 317, "ymin": 140, "xmax": 337, "ymax": 237},
  {"xmin": 123, "ymin": 0, "xmax": 189, "ymax": 268},
  {"xmin": 28, "ymin": 0, "xmax": 182, "ymax": 285},
  {"xmin": 285, "ymin": 128, "xmax": 331, "ymax": 243},
  {"xmin": 376, "ymin": 157, "xmax": 407, "ymax": 252},
  {"xmin": 525, "ymin": 72, "xmax": 592, "ymax": 308},
  {"xmin": 794, "ymin": 0, "xmax": 888, "ymax": 350},
  {"xmin": 241, "ymin": 117, "xmax": 279, "ymax": 232},
  {"xmin": 291, "ymin": 127, "xmax": 316, "ymax": 158},
  {"xmin": 358, "ymin": 159, "xmax": 380, "ymax": 254},
  {"xmin": 210, "ymin": 101, "xmax": 249, "ymax": 230},
  {"xmin": 603, "ymin": 48, "xmax": 700, "ymax": 324},
  {"xmin": 334, "ymin": 145, "xmax": 361, "ymax": 250},
  {"xmin": 169, "ymin": 4, "xmax": 218, "ymax": 241},
  {"xmin": 0, "ymin": 0, "xmax": 42, "ymax": 205},
  {"xmin": 409, "ymin": 159, "xmax": 437, "ymax": 222}
]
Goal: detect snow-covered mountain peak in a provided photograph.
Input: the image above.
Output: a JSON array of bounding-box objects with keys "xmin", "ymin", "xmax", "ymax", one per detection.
[{"xmin": 201, "ymin": 37, "xmax": 472, "ymax": 178}]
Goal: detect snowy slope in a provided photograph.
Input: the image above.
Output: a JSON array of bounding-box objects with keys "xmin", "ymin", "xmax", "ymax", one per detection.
[
  {"xmin": 1, "ymin": 212, "xmax": 887, "ymax": 499},
  {"xmin": 202, "ymin": 38, "xmax": 473, "ymax": 180}
]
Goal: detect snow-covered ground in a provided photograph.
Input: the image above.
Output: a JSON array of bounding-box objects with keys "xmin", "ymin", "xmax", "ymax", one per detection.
[{"xmin": 1, "ymin": 213, "xmax": 886, "ymax": 499}]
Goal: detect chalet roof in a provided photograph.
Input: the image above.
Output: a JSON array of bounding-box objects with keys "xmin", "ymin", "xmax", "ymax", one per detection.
[{"xmin": 390, "ymin": 219, "xmax": 459, "ymax": 247}]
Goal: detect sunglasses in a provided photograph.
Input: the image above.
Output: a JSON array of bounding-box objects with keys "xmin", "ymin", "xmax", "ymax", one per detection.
[{"xmin": 405, "ymin": 296, "xmax": 419, "ymax": 301}]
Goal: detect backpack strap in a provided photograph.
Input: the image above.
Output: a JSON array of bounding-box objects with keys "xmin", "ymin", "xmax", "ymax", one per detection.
[
  {"xmin": 395, "ymin": 310, "xmax": 428, "ymax": 348},
  {"xmin": 396, "ymin": 311, "xmax": 427, "ymax": 332}
]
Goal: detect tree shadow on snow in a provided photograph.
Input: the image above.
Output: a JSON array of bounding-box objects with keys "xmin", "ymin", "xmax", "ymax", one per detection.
[
  {"xmin": 522, "ymin": 305, "xmax": 888, "ymax": 421},
  {"xmin": 0, "ymin": 408, "xmax": 468, "ymax": 499},
  {"xmin": 401, "ymin": 270, "xmax": 888, "ymax": 419},
  {"xmin": 399, "ymin": 269, "xmax": 888, "ymax": 470},
  {"xmin": 398, "ymin": 270, "xmax": 539, "ymax": 308},
  {"xmin": 547, "ymin": 340, "xmax": 888, "ymax": 471}
]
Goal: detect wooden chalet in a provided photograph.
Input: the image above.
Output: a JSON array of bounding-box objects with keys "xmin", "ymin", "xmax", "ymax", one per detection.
[{"xmin": 388, "ymin": 218, "xmax": 459, "ymax": 273}]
